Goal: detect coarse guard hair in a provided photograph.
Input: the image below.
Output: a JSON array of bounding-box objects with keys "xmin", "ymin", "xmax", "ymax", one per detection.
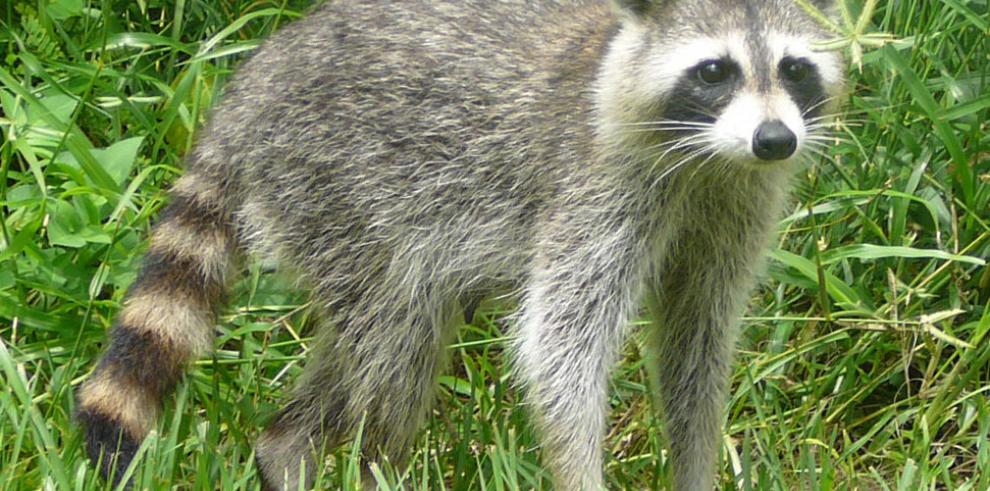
[{"xmin": 77, "ymin": 0, "xmax": 845, "ymax": 490}]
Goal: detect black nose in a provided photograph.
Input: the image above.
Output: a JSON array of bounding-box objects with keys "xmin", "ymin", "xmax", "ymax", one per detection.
[{"xmin": 752, "ymin": 120, "xmax": 797, "ymax": 161}]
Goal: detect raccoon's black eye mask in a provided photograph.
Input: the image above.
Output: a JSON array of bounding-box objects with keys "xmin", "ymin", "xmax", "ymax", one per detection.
[
  {"xmin": 660, "ymin": 57, "xmax": 742, "ymax": 125},
  {"xmin": 778, "ymin": 56, "xmax": 827, "ymax": 118}
]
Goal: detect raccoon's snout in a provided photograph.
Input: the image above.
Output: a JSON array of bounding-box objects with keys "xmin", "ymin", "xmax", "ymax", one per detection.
[{"xmin": 752, "ymin": 120, "xmax": 796, "ymax": 161}]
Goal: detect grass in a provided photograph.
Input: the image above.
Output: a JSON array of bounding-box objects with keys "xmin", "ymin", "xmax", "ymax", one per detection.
[{"xmin": 0, "ymin": 0, "xmax": 988, "ymax": 489}]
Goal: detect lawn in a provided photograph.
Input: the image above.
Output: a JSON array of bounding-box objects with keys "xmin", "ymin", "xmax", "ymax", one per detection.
[{"xmin": 1, "ymin": 0, "xmax": 988, "ymax": 489}]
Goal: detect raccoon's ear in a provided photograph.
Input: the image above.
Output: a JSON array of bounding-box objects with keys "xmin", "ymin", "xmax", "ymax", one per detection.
[
  {"xmin": 806, "ymin": 0, "xmax": 840, "ymax": 22},
  {"xmin": 611, "ymin": 0, "xmax": 662, "ymax": 19},
  {"xmin": 806, "ymin": 0, "xmax": 841, "ymax": 14}
]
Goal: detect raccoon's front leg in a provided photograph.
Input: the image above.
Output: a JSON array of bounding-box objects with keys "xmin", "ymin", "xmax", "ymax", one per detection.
[
  {"xmin": 515, "ymin": 217, "xmax": 649, "ymax": 491},
  {"xmin": 646, "ymin": 189, "xmax": 785, "ymax": 491}
]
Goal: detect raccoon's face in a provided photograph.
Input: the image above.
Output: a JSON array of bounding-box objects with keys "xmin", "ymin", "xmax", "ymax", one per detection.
[{"xmin": 598, "ymin": 0, "xmax": 844, "ymax": 169}]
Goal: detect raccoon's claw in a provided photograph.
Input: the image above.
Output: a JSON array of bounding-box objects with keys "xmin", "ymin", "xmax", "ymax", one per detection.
[{"xmin": 77, "ymin": 408, "xmax": 141, "ymax": 486}]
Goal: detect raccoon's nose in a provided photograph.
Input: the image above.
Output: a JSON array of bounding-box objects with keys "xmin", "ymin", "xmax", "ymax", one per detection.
[{"xmin": 752, "ymin": 120, "xmax": 797, "ymax": 161}]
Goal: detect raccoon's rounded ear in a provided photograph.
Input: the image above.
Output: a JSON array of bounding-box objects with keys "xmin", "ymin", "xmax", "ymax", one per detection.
[
  {"xmin": 808, "ymin": 0, "xmax": 839, "ymax": 13},
  {"xmin": 806, "ymin": 0, "xmax": 840, "ymax": 22},
  {"xmin": 611, "ymin": 0, "xmax": 660, "ymax": 19}
]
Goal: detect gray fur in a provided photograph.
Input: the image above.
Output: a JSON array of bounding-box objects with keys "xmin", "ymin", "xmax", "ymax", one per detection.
[{"xmin": 92, "ymin": 0, "xmax": 844, "ymax": 489}]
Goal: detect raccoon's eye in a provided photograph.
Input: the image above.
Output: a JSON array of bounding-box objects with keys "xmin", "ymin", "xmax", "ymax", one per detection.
[
  {"xmin": 781, "ymin": 58, "xmax": 811, "ymax": 82},
  {"xmin": 697, "ymin": 60, "xmax": 731, "ymax": 84}
]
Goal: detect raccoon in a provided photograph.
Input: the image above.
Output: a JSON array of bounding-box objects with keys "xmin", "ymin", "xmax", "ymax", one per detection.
[{"xmin": 76, "ymin": 0, "xmax": 845, "ymax": 489}]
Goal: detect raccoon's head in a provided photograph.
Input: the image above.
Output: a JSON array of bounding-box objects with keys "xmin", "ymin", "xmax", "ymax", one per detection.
[{"xmin": 597, "ymin": 0, "xmax": 845, "ymax": 170}]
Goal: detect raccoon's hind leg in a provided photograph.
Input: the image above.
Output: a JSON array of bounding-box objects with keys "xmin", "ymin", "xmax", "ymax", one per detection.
[
  {"xmin": 76, "ymin": 173, "xmax": 237, "ymax": 484},
  {"xmin": 256, "ymin": 283, "xmax": 458, "ymax": 490}
]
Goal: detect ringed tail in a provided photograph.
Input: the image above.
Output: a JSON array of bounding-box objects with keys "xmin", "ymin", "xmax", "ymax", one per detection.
[{"xmin": 76, "ymin": 172, "xmax": 237, "ymax": 483}]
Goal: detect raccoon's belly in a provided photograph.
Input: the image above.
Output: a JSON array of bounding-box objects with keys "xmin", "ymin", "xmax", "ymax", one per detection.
[{"xmin": 234, "ymin": 176, "xmax": 537, "ymax": 304}]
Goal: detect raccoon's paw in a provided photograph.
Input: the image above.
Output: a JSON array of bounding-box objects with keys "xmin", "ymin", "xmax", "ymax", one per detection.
[{"xmin": 77, "ymin": 408, "xmax": 141, "ymax": 486}]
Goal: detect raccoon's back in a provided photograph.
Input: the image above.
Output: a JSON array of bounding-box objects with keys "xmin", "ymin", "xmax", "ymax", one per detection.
[{"xmin": 186, "ymin": 0, "xmax": 615, "ymax": 266}]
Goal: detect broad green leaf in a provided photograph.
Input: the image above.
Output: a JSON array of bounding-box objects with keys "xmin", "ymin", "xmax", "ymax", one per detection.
[
  {"xmin": 95, "ymin": 137, "xmax": 144, "ymax": 186},
  {"xmin": 46, "ymin": 0, "xmax": 85, "ymax": 20},
  {"xmin": 0, "ymin": 66, "xmax": 119, "ymax": 192},
  {"xmin": 35, "ymin": 94, "xmax": 78, "ymax": 125},
  {"xmin": 0, "ymin": 270, "xmax": 14, "ymax": 290},
  {"xmin": 46, "ymin": 199, "xmax": 86, "ymax": 248},
  {"xmin": 56, "ymin": 137, "xmax": 144, "ymax": 187}
]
